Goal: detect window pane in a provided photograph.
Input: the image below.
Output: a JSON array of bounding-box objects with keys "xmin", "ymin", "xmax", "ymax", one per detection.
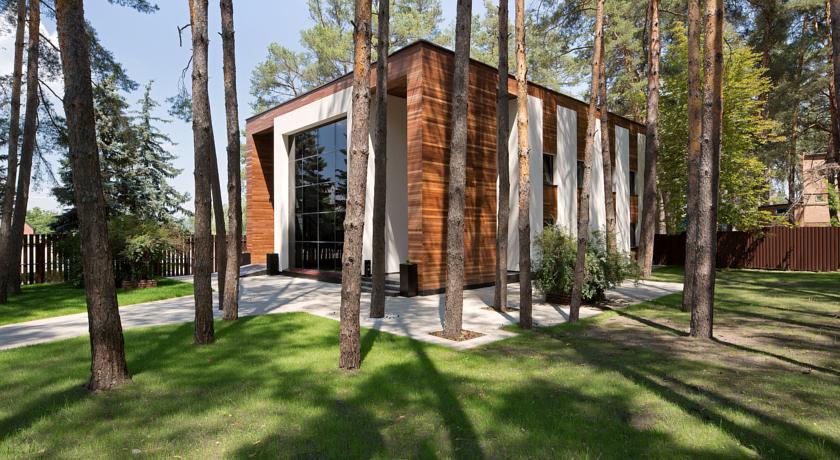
[
  {"xmin": 295, "ymin": 131, "xmax": 318, "ymax": 158},
  {"xmin": 543, "ymin": 155, "xmax": 555, "ymax": 185},
  {"xmin": 319, "ymin": 212, "xmax": 335, "ymax": 242},
  {"xmin": 318, "ymin": 123, "xmax": 336, "ymax": 153},
  {"xmin": 319, "ymin": 151, "xmax": 336, "ymax": 183},
  {"xmin": 302, "ymin": 185, "xmax": 319, "ymax": 213}
]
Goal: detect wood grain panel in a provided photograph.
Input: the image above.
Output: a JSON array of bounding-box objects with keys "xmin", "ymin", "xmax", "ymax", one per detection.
[{"xmin": 245, "ymin": 131, "xmax": 274, "ymax": 263}]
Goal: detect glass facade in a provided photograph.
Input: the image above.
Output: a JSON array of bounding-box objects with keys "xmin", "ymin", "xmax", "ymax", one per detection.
[{"xmin": 293, "ymin": 118, "xmax": 347, "ymax": 271}]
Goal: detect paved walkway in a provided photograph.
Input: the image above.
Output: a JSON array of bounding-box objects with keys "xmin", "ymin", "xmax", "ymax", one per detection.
[{"xmin": 0, "ymin": 275, "xmax": 682, "ymax": 351}]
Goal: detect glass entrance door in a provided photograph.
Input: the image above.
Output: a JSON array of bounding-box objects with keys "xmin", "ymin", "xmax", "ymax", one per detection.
[{"xmin": 293, "ymin": 118, "xmax": 347, "ymax": 271}]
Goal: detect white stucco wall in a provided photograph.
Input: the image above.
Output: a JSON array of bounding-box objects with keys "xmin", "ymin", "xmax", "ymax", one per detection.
[
  {"xmin": 273, "ymin": 88, "xmax": 408, "ymax": 273},
  {"xmin": 614, "ymin": 126, "xmax": 631, "ymax": 253},
  {"xmin": 636, "ymin": 133, "xmax": 646, "ymax": 245},
  {"xmin": 589, "ymin": 120, "xmax": 606, "ymax": 234},
  {"xmin": 362, "ymin": 96, "xmax": 409, "ymax": 273},
  {"xmin": 507, "ymin": 96, "xmax": 544, "ymax": 270},
  {"xmin": 556, "ymin": 106, "xmax": 578, "ymax": 234}
]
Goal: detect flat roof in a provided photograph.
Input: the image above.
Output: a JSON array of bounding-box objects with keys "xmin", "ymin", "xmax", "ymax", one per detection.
[{"xmin": 246, "ymin": 39, "xmax": 643, "ymax": 129}]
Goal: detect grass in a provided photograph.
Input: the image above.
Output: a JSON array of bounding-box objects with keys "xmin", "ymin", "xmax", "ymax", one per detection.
[
  {"xmin": 0, "ymin": 269, "xmax": 838, "ymax": 458},
  {"xmin": 0, "ymin": 278, "xmax": 195, "ymax": 326}
]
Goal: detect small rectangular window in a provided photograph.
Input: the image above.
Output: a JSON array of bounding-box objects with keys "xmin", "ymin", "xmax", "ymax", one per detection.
[
  {"xmin": 629, "ymin": 171, "xmax": 637, "ymax": 196},
  {"xmin": 576, "ymin": 161, "xmax": 584, "ymax": 189},
  {"xmin": 543, "ymin": 154, "xmax": 555, "ymax": 185}
]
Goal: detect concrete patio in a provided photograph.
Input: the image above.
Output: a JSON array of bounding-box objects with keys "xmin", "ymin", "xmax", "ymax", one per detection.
[{"xmin": 0, "ymin": 274, "xmax": 682, "ymax": 351}]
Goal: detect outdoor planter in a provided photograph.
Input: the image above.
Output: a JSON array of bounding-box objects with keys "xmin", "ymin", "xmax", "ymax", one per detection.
[
  {"xmin": 544, "ymin": 290, "xmax": 572, "ymax": 305},
  {"xmin": 400, "ymin": 262, "xmax": 418, "ymax": 297},
  {"xmin": 122, "ymin": 279, "xmax": 158, "ymax": 289},
  {"xmin": 266, "ymin": 253, "xmax": 280, "ymax": 276},
  {"xmin": 544, "ymin": 290, "xmax": 601, "ymax": 305}
]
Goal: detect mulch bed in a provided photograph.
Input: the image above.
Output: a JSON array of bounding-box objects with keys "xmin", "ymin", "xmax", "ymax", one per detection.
[{"xmin": 429, "ymin": 329, "xmax": 485, "ymax": 342}]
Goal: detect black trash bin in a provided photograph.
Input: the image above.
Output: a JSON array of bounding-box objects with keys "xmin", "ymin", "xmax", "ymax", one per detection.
[{"xmin": 266, "ymin": 253, "xmax": 280, "ymax": 276}]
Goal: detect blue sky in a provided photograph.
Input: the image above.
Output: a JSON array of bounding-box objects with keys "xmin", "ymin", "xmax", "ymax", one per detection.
[{"xmin": 23, "ymin": 1, "xmax": 498, "ymax": 212}]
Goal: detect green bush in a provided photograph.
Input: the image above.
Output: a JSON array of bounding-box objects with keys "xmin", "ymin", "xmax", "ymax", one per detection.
[
  {"xmin": 57, "ymin": 216, "xmax": 186, "ymax": 286},
  {"xmin": 533, "ymin": 226, "xmax": 639, "ymax": 302}
]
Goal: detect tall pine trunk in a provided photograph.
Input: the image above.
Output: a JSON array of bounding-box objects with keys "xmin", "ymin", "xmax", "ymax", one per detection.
[
  {"xmin": 831, "ymin": 0, "xmax": 840, "ymax": 146},
  {"xmin": 56, "ymin": 0, "xmax": 131, "ymax": 391},
  {"xmin": 370, "ymin": 0, "xmax": 389, "ymax": 319},
  {"xmin": 599, "ymin": 33, "xmax": 615, "ymax": 253},
  {"xmin": 443, "ymin": 0, "xmax": 472, "ymax": 339},
  {"xmin": 828, "ymin": 0, "xmax": 840, "ymax": 218},
  {"xmin": 190, "ymin": 0, "xmax": 215, "ymax": 344},
  {"xmin": 570, "ymin": 0, "xmax": 604, "ymax": 323},
  {"xmin": 339, "ymin": 0, "xmax": 372, "ymax": 368},
  {"xmin": 688, "ymin": 0, "xmax": 723, "ymax": 339},
  {"xmin": 221, "ymin": 0, "xmax": 241, "ymax": 321},
  {"xmin": 0, "ymin": 0, "xmax": 26, "ymax": 304},
  {"xmin": 515, "ymin": 0, "xmax": 531, "ymax": 329},
  {"xmin": 211, "ymin": 153, "xmax": 226, "ymax": 311},
  {"xmin": 7, "ymin": 0, "xmax": 41, "ymax": 296},
  {"xmin": 682, "ymin": 0, "xmax": 703, "ymax": 313},
  {"xmin": 493, "ymin": 0, "xmax": 509, "ymax": 311},
  {"xmin": 638, "ymin": 0, "xmax": 661, "ymax": 278}
]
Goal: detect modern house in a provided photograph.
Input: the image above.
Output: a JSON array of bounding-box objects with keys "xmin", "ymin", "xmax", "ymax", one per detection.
[
  {"xmin": 760, "ymin": 153, "xmax": 834, "ymax": 226},
  {"xmin": 245, "ymin": 41, "xmax": 646, "ymax": 295}
]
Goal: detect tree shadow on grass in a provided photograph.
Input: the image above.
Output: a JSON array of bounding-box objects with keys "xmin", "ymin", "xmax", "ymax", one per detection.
[{"xmin": 542, "ymin": 329, "xmax": 840, "ymax": 459}]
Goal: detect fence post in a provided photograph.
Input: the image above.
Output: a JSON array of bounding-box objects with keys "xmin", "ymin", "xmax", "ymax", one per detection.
[{"xmin": 36, "ymin": 235, "xmax": 45, "ymax": 283}]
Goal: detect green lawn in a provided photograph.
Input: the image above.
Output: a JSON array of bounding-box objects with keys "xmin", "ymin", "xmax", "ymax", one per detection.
[
  {"xmin": 0, "ymin": 269, "xmax": 838, "ymax": 458},
  {"xmin": 0, "ymin": 278, "xmax": 195, "ymax": 326}
]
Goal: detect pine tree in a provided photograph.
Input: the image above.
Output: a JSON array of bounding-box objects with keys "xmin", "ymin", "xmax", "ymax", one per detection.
[
  {"xmin": 442, "ymin": 0, "xmax": 472, "ymax": 339},
  {"xmin": 221, "ymin": 0, "xmax": 242, "ymax": 321},
  {"xmin": 493, "ymin": 0, "xmax": 510, "ymax": 312},
  {"xmin": 55, "ymin": 0, "xmax": 131, "ymax": 391},
  {"xmin": 370, "ymin": 0, "xmax": 389, "ymax": 319},
  {"xmin": 339, "ymin": 0, "xmax": 372, "ymax": 369},
  {"xmin": 0, "ymin": 0, "xmax": 26, "ymax": 303},
  {"xmin": 570, "ymin": 0, "xmax": 605, "ymax": 323},
  {"xmin": 515, "ymin": 0, "xmax": 532, "ymax": 329}
]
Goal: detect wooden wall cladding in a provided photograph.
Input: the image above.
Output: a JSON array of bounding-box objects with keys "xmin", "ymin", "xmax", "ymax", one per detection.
[
  {"xmin": 245, "ymin": 131, "xmax": 275, "ymax": 264},
  {"xmin": 544, "ymin": 185, "xmax": 558, "ymax": 223},
  {"xmin": 408, "ymin": 46, "xmax": 499, "ymax": 293}
]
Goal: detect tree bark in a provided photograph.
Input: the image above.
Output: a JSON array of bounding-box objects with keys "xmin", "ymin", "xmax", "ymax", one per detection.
[
  {"xmin": 515, "ymin": 0, "xmax": 531, "ymax": 329},
  {"xmin": 638, "ymin": 0, "xmax": 661, "ymax": 278},
  {"xmin": 688, "ymin": 0, "xmax": 723, "ymax": 339},
  {"xmin": 570, "ymin": 0, "xmax": 604, "ymax": 323},
  {"xmin": 787, "ymin": 17, "xmax": 809, "ymax": 223},
  {"xmin": 827, "ymin": 0, "xmax": 840, "ymax": 221},
  {"xmin": 682, "ymin": 0, "xmax": 703, "ymax": 313},
  {"xmin": 221, "ymin": 0, "xmax": 241, "ymax": 321},
  {"xmin": 56, "ymin": 0, "xmax": 131, "ymax": 391},
  {"xmin": 211, "ymin": 150, "xmax": 226, "ymax": 311},
  {"xmin": 7, "ymin": 0, "xmax": 41, "ymax": 296},
  {"xmin": 0, "ymin": 0, "xmax": 26, "ymax": 303},
  {"xmin": 339, "ymin": 0, "xmax": 372, "ymax": 368},
  {"xmin": 370, "ymin": 0, "xmax": 389, "ymax": 319},
  {"xmin": 443, "ymin": 0, "xmax": 472, "ymax": 339},
  {"xmin": 599, "ymin": 28, "xmax": 615, "ymax": 253},
  {"xmin": 190, "ymin": 0, "xmax": 215, "ymax": 344},
  {"xmin": 493, "ymin": 0, "xmax": 509, "ymax": 312},
  {"xmin": 831, "ymin": 0, "xmax": 840, "ymax": 149}
]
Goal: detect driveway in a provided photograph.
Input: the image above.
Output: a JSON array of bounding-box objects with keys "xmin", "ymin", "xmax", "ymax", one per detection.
[{"xmin": 0, "ymin": 275, "xmax": 682, "ymax": 351}]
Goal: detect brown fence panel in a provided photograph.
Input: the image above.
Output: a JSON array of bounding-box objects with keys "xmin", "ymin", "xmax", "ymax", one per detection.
[
  {"xmin": 654, "ymin": 227, "xmax": 840, "ymax": 272},
  {"xmin": 20, "ymin": 234, "xmax": 249, "ymax": 284}
]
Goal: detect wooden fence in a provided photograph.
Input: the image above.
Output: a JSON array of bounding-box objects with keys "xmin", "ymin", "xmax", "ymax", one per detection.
[
  {"xmin": 19, "ymin": 234, "xmax": 244, "ymax": 285},
  {"xmin": 653, "ymin": 227, "xmax": 840, "ymax": 272}
]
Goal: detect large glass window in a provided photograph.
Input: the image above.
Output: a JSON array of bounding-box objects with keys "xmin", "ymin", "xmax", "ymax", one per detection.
[{"xmin": 293, "ymin": 118, "xmax": 347, "ymax": 271}]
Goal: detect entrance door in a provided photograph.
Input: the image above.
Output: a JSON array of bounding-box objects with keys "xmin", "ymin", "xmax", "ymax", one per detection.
[{"xmin": 293, "ymin": 118, "xmax": 347, "ymax": 271}]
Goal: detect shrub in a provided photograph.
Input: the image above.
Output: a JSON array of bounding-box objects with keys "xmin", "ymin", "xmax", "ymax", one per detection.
[{"xmin": 533, "ymin": 226, "xmax": 639, "ymax": 302}]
